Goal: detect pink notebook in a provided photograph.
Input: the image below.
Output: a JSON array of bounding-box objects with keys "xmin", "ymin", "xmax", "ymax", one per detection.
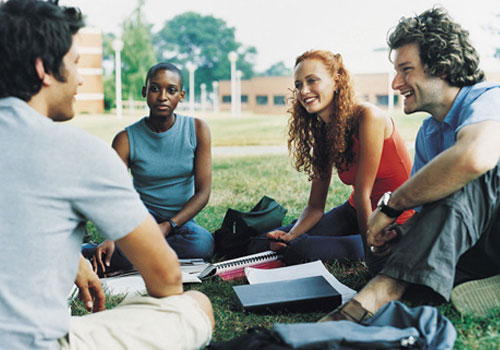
[{"xmin": 198, "ymin": 251, "xmax": 283, "ymax": 281}]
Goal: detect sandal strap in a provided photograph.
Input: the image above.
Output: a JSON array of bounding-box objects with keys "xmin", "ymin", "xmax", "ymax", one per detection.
[
  {"xmin": 340, "ymin": 299, "xmax": 374, "ymax": 323},
  {"xmin": 318, "ymin": 299, "xmax": 373, "ymax": 323}
]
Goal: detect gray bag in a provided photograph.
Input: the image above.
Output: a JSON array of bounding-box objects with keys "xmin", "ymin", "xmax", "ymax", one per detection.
[{"xmin": 272, "ymin": 301, "xmax": 456, "ymax": 349}]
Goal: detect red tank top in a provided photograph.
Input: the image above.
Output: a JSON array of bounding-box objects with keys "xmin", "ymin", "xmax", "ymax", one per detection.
[{"xmin": 337, "ymin": 120, "xmax": 414, "ymax": 224}]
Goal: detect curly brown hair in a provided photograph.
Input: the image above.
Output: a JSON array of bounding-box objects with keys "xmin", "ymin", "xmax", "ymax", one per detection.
[
  {"xmin": 387, "ymin": 7, "xmax": 484, "ymax": 87},
  {"xmin": 288, "ymin": 50, "xmax": 358, "ymax": 180}
]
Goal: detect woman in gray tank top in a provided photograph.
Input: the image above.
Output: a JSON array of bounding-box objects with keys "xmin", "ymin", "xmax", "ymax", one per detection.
[{"xmin": 87, "ymin": 62, "xmax": 214, "ymax": 275}]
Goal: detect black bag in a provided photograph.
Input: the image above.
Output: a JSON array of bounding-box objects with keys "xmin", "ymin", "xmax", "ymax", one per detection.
[
  {"xmin": 214, "ymin": 196, "xmax": 287, "ymax": 259},
  {"xmin": 207, "ymin": 327, "xmax": 292, "ymax": 350}
]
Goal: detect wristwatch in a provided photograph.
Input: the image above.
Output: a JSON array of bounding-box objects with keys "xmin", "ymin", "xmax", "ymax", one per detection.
[
  {"xmin": 167, "ymin": 218, "xmax": 178, "ymax": 233},
  {"xmin": 377, "ymin": 192, "xmax": 404, "ymax": 218}
]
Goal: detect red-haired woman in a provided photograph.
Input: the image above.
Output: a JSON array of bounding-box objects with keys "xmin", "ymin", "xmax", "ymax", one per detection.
[{"xmin": 255, "ymin": 50, "xmax": 414, "ymax": 269}]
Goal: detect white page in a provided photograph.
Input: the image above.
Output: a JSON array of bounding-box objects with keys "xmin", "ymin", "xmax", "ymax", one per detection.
[
  {"xmin": 101, "ymin": 271, "xmax": 201, "ymax": 296},
  {"xmin": 245, "ymin": 260, "xmax": 356, "ymax": 303}
]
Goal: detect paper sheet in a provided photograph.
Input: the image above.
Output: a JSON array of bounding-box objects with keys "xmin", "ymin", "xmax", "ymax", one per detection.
[
  {"xmin": 100, "ymin": 270, "xmax": 202, "ymax": 296},
  {"xmin": 245, "ymin": 260, "xmax": 356, "ymax": 303}
]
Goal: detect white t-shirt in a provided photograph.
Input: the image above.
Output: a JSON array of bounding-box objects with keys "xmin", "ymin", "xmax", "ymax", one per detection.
[{"xmin": 0, "ymin": 97, "xmax": 148, "ymax": 349}]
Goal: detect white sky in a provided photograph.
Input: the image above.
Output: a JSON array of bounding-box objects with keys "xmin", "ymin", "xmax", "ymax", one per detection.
[{"xmin": 62, "ymin": 0, "xmax": 500, "ymax": 73}]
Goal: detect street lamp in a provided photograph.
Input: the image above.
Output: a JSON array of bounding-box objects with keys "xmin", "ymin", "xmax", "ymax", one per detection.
[
  {"xmin": 111, "ymin": 39, "xmax": 123, "ymax": 119},
  {"xmin": 228, "ymin": 51, "xmax": 238, "ymax": 116},
  {"xmin": 185, "ymin": 62, "xmax": 196, "ymax": 114},
  {"xmin": 236, "ymin": 70, "xmax": 243, "ymax": 116},
  {"xmin": 212, "ymin": 81, "xmax": 219, "ymax": 113},
  {"xmin": 200, "ymin": 83, "xmax": 207, "ymax": 112}
]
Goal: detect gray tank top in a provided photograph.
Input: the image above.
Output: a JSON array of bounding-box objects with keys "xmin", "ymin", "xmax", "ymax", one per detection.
[{"xmin": 126, "ymin": 114, "xmax": 197, "ymax": 218}]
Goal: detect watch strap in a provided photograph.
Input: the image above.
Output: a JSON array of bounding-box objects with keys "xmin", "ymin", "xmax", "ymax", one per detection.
[{"xmin": 379, "ymin": 204, "xmax": 404, "ymax": 218}]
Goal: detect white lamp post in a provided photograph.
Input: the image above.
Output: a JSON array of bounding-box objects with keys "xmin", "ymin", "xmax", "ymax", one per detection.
[
  {"xmin": 200, "ymin": 83, "xmax": 207, "ymax": 112},
  {"xmin": 111, "ymin": 39, "xmax": 123, "ymax": 119},
  {"xmin": 185, "ymin": 62, "xmax": 196, "ymax": 113},
  {"xmin": 228, "ymin": 51, "xmax": 238, "ymax": 116},
  {"xmin": 236, "ymin": 70, "xmax": 243, "ymax": 115},
  {"xmin": 388, "ymin": 71, "xmax": 395, "ymax": 113},
  {"xmin": 212, "ymin": 81, "xmax": 219, "ymax": 113}
]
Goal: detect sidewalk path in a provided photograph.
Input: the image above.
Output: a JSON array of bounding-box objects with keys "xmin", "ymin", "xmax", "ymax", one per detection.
[{"xmin": 212, "ymin": 145, "xmax": 288, "ymax": 156}]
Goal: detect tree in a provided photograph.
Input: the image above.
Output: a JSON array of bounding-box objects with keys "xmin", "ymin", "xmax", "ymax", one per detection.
[
  {"xmin": 120, "ymin": 0, "xmax": 156, "ymax": 100},
  {"xmin": 259, "ymin": 61, "xmax": 292, "ymax": 77},
  {"xmin": 154, "ymin": 12, "xmax": 257, "ymax": 97}
]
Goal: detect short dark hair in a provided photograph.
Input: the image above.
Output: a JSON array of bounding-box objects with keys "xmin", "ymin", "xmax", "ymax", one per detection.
[
  {"xmin": 144, "ymin": 62, "xmax": 184, "ymax": 90},
  {"xmin": 0, "ymin": 0, "xmax": 84, "ymax": 100},
  {"xmin": 387, "ymin": 7, "xmax": 484, "ymax": 87}
]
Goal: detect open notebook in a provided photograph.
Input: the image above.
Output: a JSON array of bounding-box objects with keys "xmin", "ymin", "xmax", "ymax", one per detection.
[
  {"xmin": 98, "ymin": 259, "xmax": 208, "ymax": 296},
  {"xmin": 198, "ymin": 250, "xmax": 282, "ymax": 280}
]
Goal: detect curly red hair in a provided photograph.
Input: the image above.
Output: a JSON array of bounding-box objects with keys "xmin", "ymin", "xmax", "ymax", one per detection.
[{"xmin": 288, "ymin": 50, "xmax": 358, "ymax": 180}]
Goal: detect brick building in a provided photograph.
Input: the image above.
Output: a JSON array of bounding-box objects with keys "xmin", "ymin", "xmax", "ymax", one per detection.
[
  {"xmin": 218, "ymin": 70, "xmax": 500, "ymax": 114},
  {"xmin": 74, "ymin": 27, "xmax": 104, "ymax": 114}
]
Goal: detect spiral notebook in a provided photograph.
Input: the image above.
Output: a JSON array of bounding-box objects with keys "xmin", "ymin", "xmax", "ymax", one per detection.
[{"xmin": 198, "ymin": 250, "xmax": 282, "ymax": 280}]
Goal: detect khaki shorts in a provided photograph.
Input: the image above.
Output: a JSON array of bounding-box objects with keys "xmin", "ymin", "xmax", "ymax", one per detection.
[{"xmin": 59, "ymin": 294, "xmax": 212, "ymax": 350}]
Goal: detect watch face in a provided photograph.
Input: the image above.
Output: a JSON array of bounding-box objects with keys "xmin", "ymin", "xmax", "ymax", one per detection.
[{"xmin": 378, "ymin": 192, "xmax": 390, "ymax": 207}]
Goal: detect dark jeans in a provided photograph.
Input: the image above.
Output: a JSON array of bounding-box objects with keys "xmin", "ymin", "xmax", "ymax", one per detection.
[
  {"xmin": 377, "ymin": 161, "xmax": 500, "ymax": 300},
  {"xmin": 248, "ymin": 201, "xmax": 364, "ymax": 264},
  {"xmin": 82, "ymin": 212, "xmax": 214, "ymax": 276}
]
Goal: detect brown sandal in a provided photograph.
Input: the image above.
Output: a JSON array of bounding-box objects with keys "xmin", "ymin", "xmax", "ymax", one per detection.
[{"xmin": 318, "ymin": 299, "xmax": 373, "ymax": 323}]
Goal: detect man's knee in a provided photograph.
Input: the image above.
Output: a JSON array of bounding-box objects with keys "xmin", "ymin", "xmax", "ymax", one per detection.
[{"xmin": 185, "ymin": 290, "xmax": 215, "ymax": 328}]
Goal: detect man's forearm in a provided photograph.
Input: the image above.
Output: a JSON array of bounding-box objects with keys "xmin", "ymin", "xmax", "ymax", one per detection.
[{"xmin": 389, "ymin": 144, "xmax": 493, "ymax": 211}]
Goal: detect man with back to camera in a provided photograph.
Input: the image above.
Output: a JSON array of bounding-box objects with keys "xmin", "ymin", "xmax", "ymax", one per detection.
[
  {"xmin": 0, "ymin": 0, "xmax": 214, "ymax": 349},
  {"xmin": 320, "ymin": 7, "xmax": 500, "ymax": 322}
]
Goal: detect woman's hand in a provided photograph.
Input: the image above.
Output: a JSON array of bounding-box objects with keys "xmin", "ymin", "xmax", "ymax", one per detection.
[
  {"xmin": 92, "ymin": 240, "xmax": 116, "ymax": 274},
  {"xmin": 267, "ymin": 230, "xmax": 292, "ymax": 251}
]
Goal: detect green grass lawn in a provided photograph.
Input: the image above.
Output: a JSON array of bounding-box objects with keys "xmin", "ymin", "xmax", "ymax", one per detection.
[
  {"xmin": 73, "ymin": 110, "xmax": 499, "ymax": 349},
  {"xmin": 69, "ymin": 109, "xmax": 428, "ymax": 147}
]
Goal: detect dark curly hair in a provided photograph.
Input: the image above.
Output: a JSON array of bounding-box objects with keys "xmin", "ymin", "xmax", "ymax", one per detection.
[
  {"xmin": 288, "ymin": 50, "xmax": 358, "ymax": 180},
  {"xmin": 387, "ymin": 6, "xmax": 484, "ymax": 87},
  {"xmin": 0, "ymin": 0, "xmax": 84, "ymax": 101}
]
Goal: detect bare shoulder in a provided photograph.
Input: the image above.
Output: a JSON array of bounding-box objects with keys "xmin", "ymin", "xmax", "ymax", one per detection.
[
  {"xmin": 355, "ymin": 102, "xmax": 387, "ymax": 122},
  {"xmin": 194, "ymin": 117, "xmax": 210, "ymax": 130},
  {"xmin": 112, "ymin": 129, "xmax": 129, "ymax": 149},
  {"xmin": 194, "ymin": 117, "xmax": 211, "ymax": 136},
  {"xmin": 194, "ymin": 117, "xmax": 211, "ymax": 145}
]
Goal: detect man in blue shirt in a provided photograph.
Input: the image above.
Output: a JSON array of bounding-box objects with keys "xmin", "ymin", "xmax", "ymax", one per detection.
[{"xmin": 321, "ymin": 7, "xmax": 500, "ymax": 322}]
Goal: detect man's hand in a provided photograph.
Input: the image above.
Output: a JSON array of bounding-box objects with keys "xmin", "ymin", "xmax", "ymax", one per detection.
[
  {"xmin": 159, "ymin": 221, "xmax": 172, "ymax": 237},
  {"xmin": 366, "ymin": 208, "xmax": 397, "ymax": 247},
  {"xmin": 267, "ymin": 230, "xmax": 291, "ymax": 251},
  {"xmin": 75, "ymin": 255, "xmax": 105, "ymax": 312},
  {"xmin": 92, "ymin": 240, "xmax": 115, "ymax": 273}
]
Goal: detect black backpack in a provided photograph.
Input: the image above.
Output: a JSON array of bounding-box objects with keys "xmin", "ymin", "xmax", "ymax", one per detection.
[
  {"xmin": 214, "ymin": 196, "xmax": 287, "ymax": 259},
  {"xmin": 207, "ymin": 327, "xmax": 292, "ymax": 350}
]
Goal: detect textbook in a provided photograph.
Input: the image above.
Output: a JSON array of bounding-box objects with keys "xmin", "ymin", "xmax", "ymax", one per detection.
[
  {"xmin": 197, "ymin": 250, "xmax": 282, "ymax": 280},
  {"xmin": 233, "ymin": 275, "xmax": 341, "ymax": 313},
  {"xmin": 244, "ymin": 260, "xmax": 356, "ymax": 304}
]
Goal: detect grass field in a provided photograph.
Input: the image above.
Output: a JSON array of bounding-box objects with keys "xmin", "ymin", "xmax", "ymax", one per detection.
[
  {"xmin": 69, "ymin": 108, "xmax": 427, "ymax": 147},
  {"xmin": 72, "ymin": 110, "xmax": 500, "ymax": 349}
]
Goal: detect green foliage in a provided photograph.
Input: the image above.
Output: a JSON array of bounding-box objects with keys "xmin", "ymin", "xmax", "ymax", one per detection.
[
  {"xmin": 154, "ymin": 12, "xmax": 257, "ymax": 97},
  {"xmin": 259, "ymin": 61, "xmax": 293, "ymax": 77},
  {"xmin": 120, "ymin": 0, "xmax": 156, "ymax": 100}
]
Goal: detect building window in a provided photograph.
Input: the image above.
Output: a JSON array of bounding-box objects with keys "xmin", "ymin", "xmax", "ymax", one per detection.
[
  {"xmin": 376, "ymin": 95, "xmax": 398, "ymax": 106},
  {"xmin": 222, "ymin": 95, "xmax": 231, "ymax": 103},
  {"xmin": 256, "ymin": 95, "xmax": 268, "ymax": 105},
  {"xmin": 376, "ymin": 95, "xmax": 389, "ymax": 106},
  {"xmin": 273, "ymin": 95, "xmax": 285, "ymax": 105},
  {"xmin": 241, "ymin": 95, "xmax": 248, "ymax": 103}
]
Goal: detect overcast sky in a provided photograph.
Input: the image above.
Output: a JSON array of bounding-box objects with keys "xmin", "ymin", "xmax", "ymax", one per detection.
[{"xmin": 62, "ymin": 0, "xmax": 500, "ymax": 73}]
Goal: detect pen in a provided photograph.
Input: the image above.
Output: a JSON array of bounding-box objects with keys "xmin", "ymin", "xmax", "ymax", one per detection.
[{"xmin": 250, "ymin": 236, "xmax": 288, "ymax": 244}]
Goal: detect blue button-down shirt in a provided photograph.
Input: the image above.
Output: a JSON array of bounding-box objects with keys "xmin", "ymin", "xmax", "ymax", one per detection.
[{"xmin": 412, "ymin": 81, "xmax": 500, "ymax": 176}]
